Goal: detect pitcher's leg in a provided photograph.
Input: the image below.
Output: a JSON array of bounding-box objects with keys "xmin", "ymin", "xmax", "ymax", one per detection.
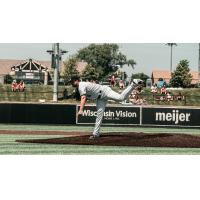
[
  {"xmin": 106, "ymin": 83, "xmax": 137, "ymax": 101},
  {"xmin": 92, "ymin": 99, "xmax": 107, "ymax": 136}
]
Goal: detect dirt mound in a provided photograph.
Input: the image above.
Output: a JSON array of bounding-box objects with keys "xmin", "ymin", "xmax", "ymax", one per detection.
[{"xmin": 16, "ymin": 132, "xmax": 200, "ymax": 148}]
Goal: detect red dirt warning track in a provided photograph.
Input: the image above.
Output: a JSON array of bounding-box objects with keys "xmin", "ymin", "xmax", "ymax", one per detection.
[{"xmin": 14, "ymin": 132, "xmax": 200, "ymax": 148}]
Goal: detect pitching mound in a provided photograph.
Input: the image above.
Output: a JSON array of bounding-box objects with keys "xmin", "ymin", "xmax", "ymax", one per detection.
[{"xmin": 16, "ymin": 132, "xmax": 200, "ymax": 148}]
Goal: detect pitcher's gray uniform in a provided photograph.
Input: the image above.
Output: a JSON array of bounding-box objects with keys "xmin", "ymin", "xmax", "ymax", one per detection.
[{"xmin": 78, "ymin": 81, "xmax": 138, "ymax": 137}]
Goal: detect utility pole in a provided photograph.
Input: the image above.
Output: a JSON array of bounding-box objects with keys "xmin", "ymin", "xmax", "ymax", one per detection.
[
  {"xmin": 47, "ymin": 43, "xmax": 68, "ymax": 102},
  {"xmin": 170, "ymin": 45, "xmax": 173, "ymax": 72},
  {"xmin": 198, "ymin": 43, "xmax": 200, "ymax": 87},
  {"xmin": 166, "ymin": 43, "xmax": 177, "ymax": 72},
  {"xmin": 53, "ymin": 43, "xmax": 59, "ymax": 102}
]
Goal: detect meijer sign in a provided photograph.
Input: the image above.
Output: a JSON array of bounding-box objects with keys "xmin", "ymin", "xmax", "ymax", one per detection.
[{"xmin": 142, "ymin": 107, "xmax": 200, "ymax": 126}]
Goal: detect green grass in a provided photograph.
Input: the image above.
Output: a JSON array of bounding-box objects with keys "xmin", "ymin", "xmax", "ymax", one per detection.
[
  {"xmin": 0, "ymin": 124, "xmax": 200, "ymax": 134},
  {"xmin": 0, "ymin": 124, "xmax": 200, "ymax": 155},
  {"xmin": 143, "ymin": 88, "xmax": 200, "ymax": 106},
  {"xmin": 0, "ymin": 84, "xmax": 74, "ymax": 102},
  {"xmin": 1, "ymin": 84, "xmax": 200, "ymax": 106}
]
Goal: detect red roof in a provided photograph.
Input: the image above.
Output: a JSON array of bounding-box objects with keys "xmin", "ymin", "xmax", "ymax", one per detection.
[
  {"xmin": 0, "ymin": 59, "xmax": 24, "ymax": 75},
  {"xmin": 152, "ymin": 70, "xmax": 199, "ymax": 84},
  {"xmin": 152, "ymin": 70, "xmax": 172, "ymax": 79},
  {"xmin": 0, "ymin": 59, "xmax": 55, "ymax": 75}
]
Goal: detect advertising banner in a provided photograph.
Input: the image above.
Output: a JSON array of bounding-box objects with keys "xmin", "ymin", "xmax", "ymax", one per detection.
[
  {"xmin": 77, "ymin": 105, "xmax": 141, "ymax": 125},
  {"xmin": 142, "ymin": 107, "xmax": 200, "ymax": 127}
]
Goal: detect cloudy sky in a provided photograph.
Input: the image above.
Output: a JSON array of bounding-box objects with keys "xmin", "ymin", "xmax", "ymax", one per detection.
[{"xmin": 0, "ymin": 43, "xmax": 198, "ymax": 76}]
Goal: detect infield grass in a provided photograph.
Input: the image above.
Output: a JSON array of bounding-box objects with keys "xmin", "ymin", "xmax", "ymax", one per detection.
[{"xmin": 0, "ymin": 124, "xmax": 200, "ymax": 154}]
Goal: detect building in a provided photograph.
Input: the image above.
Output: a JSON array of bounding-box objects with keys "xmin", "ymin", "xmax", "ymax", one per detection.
[
  {"xmin": 0, "ymin": 58, "xmax": 87, "ymax": 84},
  {"xmin": 0, "ymin": 59, "xmax": 22, "ymax": 84},
  {"xmin": 0, "ymin": 59, "xmax": 52, "ymax": 85},
  {"xmin": 151, "ymin": 70, "xmax": 171, "ymax": 85},
  {"xmin": 10, "ymin": 59, "xmax": 51, "ymax": 84},
  {"xmin": 152, "ymin": 70, "xmax": 199, "ymax": 86}
]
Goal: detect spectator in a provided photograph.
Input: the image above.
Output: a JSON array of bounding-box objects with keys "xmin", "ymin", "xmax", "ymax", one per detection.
[
  {"xmin": 160, "ymin": 85, "xmax": 167, "ymax": 95},
  {"xmin": 11, "ymin": 80, "xmax": 17, "ymax": 92},
  {"xmin": 119, "ymin": 79, "xmax": 125, "ymax": 90},
  {"xmin": 110, "ymin": 75, "xmax": 116, "ymax": 87},
  {"xmin": 18, "ymin": 80, "xmax": 25, "ymax": 92},
  {"xmin": 129, "ymin": 86, "xmax": 146, "ymax": 105},
  {"xmin": 63, "ymin": 88, "xmax": 68, "ymax": 99},
  {"xmin": 176, "ymin": 92, "xmax": 184, "ymax": 101},
  {"xmin": 151, "ymin": 84, "xmax": 158, "ymax": 95},
  {"xmin": 166, "ymin": 91, "xmax": 173, "ymax": 101}
]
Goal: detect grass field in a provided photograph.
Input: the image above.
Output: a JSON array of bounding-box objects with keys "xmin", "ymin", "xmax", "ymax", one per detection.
[
  {"xmin": 0, "ymin": 124, "xmax": 200, "ymax": 155},
  {"xmin": 1, "ymin": 84, "xmax": 200, "ymax": 106}
]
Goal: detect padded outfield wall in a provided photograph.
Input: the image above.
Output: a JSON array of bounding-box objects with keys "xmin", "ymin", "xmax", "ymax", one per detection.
[
  {"xmin": 0, "ymin": 103, "xmax": 200, "ymax": 127},
  {"xmin": 0, "ymin": 103, "xmax": 76, "ymax": 124},
  {"xmin": 77, "ymin": 105, "xmax": 200, "ymax": 127}
]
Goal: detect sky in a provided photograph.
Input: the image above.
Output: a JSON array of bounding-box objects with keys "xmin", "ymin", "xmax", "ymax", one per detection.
[
  {"xmin": 0, "ymin": 43, "xmax": 198, "ymax": 77},
  {"xmin": 1, "ymin": 1, "xmax": 200, "ymax": 199}
]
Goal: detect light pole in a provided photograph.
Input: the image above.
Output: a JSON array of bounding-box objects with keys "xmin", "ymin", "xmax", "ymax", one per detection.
[
  {"xmin": 166, "ymin": 43, "xmax": 177, "ymax": 72},
  {"xmin": 47, "ymin": 43, "xmax": 67, "ymax": 102},
  {"xmin": 53, "ymin": 43, "xmax": 59, "ymax": 101},
  {"xmin": 198, "ymin": 43, "xmax": 200, "ymax": 87}
]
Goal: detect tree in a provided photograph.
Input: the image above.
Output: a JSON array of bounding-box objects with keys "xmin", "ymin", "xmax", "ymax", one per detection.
[
  {"xmin": 170, "ymin": 59, "xmax": 192, "ymax": 88},
  {"xmin": 117, "ymin": 52, "xmax": 127, "ymax": 68},
  {"xmin": 81, "ymin": 64, "xmax": 100, "ymax": 81},
  {"xmin": 63, "ymin": 57, "xmax": 80, "ymax": 84},
  {"xmin": 76, "ymin": 44, "xmax": 136, "ymax": 79},
  {"xmin": 131, "ymin": 73, "xmax": 149, "ymax": 85},
  {"xmin": 4, "ymin": 74, "xmax": 13, "ymax": 84},
  {"xmin": 127, "ymin": 59, "xmax": 137, "ymax": 70}
]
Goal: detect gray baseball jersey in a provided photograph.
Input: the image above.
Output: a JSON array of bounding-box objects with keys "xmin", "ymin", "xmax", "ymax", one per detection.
[{"xmin": 78, "ymin": 82, "xmax": 109, "ymax": 100}]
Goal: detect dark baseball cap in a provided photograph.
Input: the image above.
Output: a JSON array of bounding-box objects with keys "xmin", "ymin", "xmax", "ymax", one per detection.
[{"xmin": 70, "ymin": 75, "xmax": 80, "ymax": 83}]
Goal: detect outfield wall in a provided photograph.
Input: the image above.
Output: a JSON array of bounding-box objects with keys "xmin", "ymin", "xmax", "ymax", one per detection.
[
  {"xmin": 0, "ymin": 103, "xmax": 76, "ymax": 124},
  {"xmin": 77, "ymin": 105, "xmax": 200, "ymax": 128},
  {"xmin": 0, "ymin": 103, "xmax": 200, "ymax": 127}
]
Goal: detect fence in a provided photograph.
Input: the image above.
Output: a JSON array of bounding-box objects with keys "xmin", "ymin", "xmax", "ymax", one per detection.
[{"xmin": 0, "ymin": 103, "xmax": 199, "ymax": 127}]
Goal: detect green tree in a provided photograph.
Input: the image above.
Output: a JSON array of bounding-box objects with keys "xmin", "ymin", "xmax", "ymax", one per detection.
[
  {"xmin": 76, "ymin": 43, "xmax": 136, "ymax": 79},
  {"xmin": 127, "ymin": 59, "xmax": 137, "ymax": 70},
  {"xmin": 4, "ymin": 74, "xmax": 13, "ymax": 84},
  {"xmin": 117, "ymin": 52, "xmax": 127, "ymax": 68},
  {"xmin": 63, "ymin": 57, "xmax": 80, "ymax": 84},
  {"xmin": 131, "ymin": 73, "xmax": 149, "ymax": 85},
  {"xmin": 82, "ymin": 64, "xmax": 100, "ymax": 81},
  {"xmin": 170, "ymin": 59, "xmax": 192, "ymax": 88}
]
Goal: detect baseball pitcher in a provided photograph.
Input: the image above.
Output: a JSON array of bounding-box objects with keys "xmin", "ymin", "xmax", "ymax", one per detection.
[{"xmin": 71, "ymin": 76, "xmax": 143, "ymax": 139}]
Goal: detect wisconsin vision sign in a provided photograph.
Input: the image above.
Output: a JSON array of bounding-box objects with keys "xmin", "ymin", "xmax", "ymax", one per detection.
[{"xmin": 76, "ymin": 105, "xmax": 140, "ymax": 125}]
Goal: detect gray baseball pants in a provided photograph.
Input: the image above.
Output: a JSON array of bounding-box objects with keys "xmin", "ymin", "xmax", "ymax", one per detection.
[{"xmin": 92, "ymin": 83, "xmax": 136, "ymax": 136}]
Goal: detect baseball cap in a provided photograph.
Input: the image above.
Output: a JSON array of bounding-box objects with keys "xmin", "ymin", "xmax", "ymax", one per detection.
[{"xmin": 70, "ymin": 75, "xmax": 80, "ymax": 83}]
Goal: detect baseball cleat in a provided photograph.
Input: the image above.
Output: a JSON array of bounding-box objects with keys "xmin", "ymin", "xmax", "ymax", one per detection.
[
  {"xmin": 89, "ymin": 135, "xmax": 100, "ymax": 140},
  {"xmin": 132, "ymin": 79, "xmax": 144, "ymax": 85}
]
